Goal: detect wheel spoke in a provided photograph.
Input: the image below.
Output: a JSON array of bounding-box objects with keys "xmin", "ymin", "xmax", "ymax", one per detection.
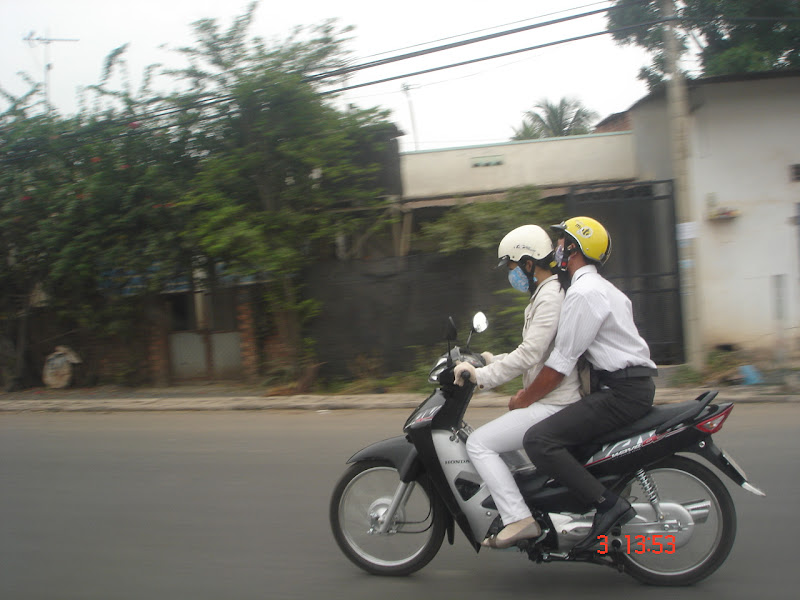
[
  {"xmin": 330, "ymin": 462, "xmax": 445, "ymax": 575},
  {"xmin": 615, "ymin": 457, "xmax": 736, "ymax": 585}
]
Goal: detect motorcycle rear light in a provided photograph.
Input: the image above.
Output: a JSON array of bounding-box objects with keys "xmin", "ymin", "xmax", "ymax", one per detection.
[{"xmin": 695, "ymin": 405, "xmax": 733, "ymax": 434}]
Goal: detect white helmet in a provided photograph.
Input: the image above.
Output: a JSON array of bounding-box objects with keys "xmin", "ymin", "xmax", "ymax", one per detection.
[{"xmin": 497, "ymin": 225, "xmax": 554, "ymax": 268}]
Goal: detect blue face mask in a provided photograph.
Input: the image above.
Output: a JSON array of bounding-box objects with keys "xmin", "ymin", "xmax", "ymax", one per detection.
[{"xmin": 508, "ymin": 266, "xmax": 536, "ymax": 293}]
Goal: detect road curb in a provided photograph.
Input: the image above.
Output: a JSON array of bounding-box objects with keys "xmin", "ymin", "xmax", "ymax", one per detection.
[{"xmin": 1, "ymin": 387, "xmax": 797, "ymax": 413}]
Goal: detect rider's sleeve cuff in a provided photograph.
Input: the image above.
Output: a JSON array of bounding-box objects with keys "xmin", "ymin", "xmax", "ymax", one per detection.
[{"xmin": 544, "ymin": 348, "xmax": 575, "ymax": 376}]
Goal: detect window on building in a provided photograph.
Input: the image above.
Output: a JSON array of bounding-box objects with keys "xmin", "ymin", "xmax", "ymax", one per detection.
[
  {"xmin": 471, "ymin": 155, "xmax": 504, "ymax": 167},
  {"xmin": 167, "ymin": 293, "xmax": 196, "ymax": 331}
]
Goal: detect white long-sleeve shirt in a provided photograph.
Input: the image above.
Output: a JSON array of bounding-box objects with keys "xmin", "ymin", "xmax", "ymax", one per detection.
[
  {"xmin": 545, "ymin": 265, "xmax": 656, "ymax": 376},
  {"xmin": 475, "ymin": 275, "xmax": 580, "ymax": 406}
]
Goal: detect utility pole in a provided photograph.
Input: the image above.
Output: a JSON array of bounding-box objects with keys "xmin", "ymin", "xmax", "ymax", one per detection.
[
  {"xmin": 401, "ymin": 83, "xmax": 420, "ymax": 151},
  {"xmin": 23, "ymin": 31, "xmax": 79, "ymax": 113},
  {"xmin": 662, "ymin": 0, "xmax": 704, "ymax": 371}
]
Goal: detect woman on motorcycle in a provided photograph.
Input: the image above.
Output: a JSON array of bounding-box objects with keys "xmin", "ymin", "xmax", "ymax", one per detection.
[{"xmin": 454, "ymin": 224, "xmax": 580, "ymax": 548}]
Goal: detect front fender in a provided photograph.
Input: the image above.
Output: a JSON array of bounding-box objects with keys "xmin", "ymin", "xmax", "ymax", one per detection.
[{"xmin": 347, "ymin": 436, "xmax": 420, "ymax": 483}]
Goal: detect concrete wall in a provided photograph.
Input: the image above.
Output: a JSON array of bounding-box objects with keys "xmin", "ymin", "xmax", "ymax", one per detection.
[
  {"xmin": 400, "ymin": 133, "xmax": 637, "ymax": 199},
  {"xmin": 689, "ymin": 77, "xmax": 800, "ymax": 351},
  {"xmin": 632, "ymin": 75, "xmax": 800, "ymax": 352},
  {"xmin": 630, "ymin": 98, "xmax": 672, "ymax": 181}
]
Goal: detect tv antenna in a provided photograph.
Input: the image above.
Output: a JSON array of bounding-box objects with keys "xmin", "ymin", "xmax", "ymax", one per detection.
[{"xmin": 23, "ymin": 31, "xmax": 79, "ymax": 112}]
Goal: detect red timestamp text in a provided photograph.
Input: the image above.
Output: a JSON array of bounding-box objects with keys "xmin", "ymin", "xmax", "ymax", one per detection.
[{"xmin": 596, "ymin": 534, "xmax": 676, "ymax": 554}]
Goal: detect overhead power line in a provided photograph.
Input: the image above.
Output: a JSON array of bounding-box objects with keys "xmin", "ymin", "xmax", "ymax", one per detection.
[
  {"xmin": 320, "ymin": 17, "xmax": 674, "ymax": 95},
  {"xmin": 306, "ymin": 3, "xmax": 625, "ymax": 82},
  {"xmin": 4, "ymin": 5, "xmax": 798, "ymax": 162},
  {"xmin": 5, "ymin": 3, "xmax": 625, "ymax": 145},
  {"xmin": 352, "ymin": 1, "xmax": 615, "ymax": 62},
  {"xmin": 321, "ymin": 12, "xmax": 800, "ymax": 96}
]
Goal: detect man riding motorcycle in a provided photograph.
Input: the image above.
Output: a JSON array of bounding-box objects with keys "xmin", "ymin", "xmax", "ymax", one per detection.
[{"xmin": 514, "ymin": 216, "xmax": 658, "ymax": 553}]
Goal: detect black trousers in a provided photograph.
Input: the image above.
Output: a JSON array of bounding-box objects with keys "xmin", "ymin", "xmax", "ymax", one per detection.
[{"xmin": 522, "ymin": 376, "xmax": 655, "ymax": 503}]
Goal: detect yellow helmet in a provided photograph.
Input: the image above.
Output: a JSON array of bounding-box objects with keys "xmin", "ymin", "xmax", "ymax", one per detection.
[{"xmin": 551, "ymin": 216, "xmax": 612, "ymax": 265}]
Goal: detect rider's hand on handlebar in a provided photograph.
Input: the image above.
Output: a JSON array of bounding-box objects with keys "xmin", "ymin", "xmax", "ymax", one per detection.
[
  {"xmin": 480, "ymin": 351, "xmax": 494, "ymax": 365},
  {"xmin": 453, "ymin": 361, "xmax": 477, "ymax": 386}
]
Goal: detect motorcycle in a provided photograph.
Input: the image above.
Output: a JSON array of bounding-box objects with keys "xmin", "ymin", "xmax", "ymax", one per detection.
[{"xmin": 329, "ymin": 312, "xmax": 766, "ymax": 586}]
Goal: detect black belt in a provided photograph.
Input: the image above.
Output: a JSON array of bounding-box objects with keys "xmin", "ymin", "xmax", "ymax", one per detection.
[{"xmin": 598, "ymin": 366, "xmax": 658, "ymax": 380}]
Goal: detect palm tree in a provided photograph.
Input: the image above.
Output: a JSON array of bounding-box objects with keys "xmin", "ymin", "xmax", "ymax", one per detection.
[{"xmin": 512, "ymin": 97, "xmax": 599, "ymax": 140}]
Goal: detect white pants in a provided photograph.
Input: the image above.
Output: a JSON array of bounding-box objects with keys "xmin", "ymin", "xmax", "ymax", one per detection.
[{"xmin": 466, "ymin": 402, "xmax": 566, "ymax": 525}]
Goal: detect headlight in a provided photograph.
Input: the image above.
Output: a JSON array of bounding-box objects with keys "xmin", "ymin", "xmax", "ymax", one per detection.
[{"xmin": 428, "ymin": 355, "xmax": 449, "ymax": 384}]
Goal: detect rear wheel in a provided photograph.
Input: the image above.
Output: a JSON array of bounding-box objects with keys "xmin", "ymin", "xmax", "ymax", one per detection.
[
  {"xmin": 616, "ymin": 456, "xmax": 736, "ymax": 586},
  {"xmin": 330, "ymin": 460, "xmax": 446, "ymax": 576}
]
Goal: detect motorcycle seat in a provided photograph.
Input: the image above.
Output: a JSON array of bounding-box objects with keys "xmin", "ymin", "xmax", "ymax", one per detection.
[{"xmin": 591, "ymin": 391, "xmax": 718, "ymax": 445}]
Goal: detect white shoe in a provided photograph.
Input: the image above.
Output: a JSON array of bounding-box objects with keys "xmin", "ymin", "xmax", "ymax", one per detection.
[{"xmin": 481, "ymin": 516, "xmax": 541, "ymax": 549}]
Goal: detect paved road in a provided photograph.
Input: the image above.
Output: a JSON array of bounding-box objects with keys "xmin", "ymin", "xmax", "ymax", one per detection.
[{"xmin": 1, "ymin": 404, "xmax": 798, "ymax": 600}]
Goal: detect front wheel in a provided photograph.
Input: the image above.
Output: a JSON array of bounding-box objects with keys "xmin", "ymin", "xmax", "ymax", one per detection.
[
  {"xmin": 616, "ymin": 456, "xmax": 737, "ymax": 586},
  {"xmin": 330, "ymin": 460, "xmax": 446, "ymax": 576}
]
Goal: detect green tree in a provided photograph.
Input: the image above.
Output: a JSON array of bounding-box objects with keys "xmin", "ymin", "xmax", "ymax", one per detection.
[
  {"xmin": 0, "ymin": 109, "xmax": 65, "ymax": 386},
  {"xmin": 166, "ymin": 5, "xmax": 397, "ymax": 372},
  {"xmin": 607, "ymin": 0, "xmax": 800, "ymax": 87},
  {"xmin": 420, "ymin": 187, "xmax": 564, "ymax": 254},
  {"xmin": 0, "ymin": 65, "xmax": 198, "ymax": 385},
  {"xmin": 511, "ymin": 98, "xmax": 599, "ymax": 140},
  {"xmin": 1, "ymin": 2, "xmax": 397, "ymax": 385}
]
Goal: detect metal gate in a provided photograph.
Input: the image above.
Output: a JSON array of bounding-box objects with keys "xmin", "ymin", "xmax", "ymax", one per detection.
[
  {"xmin": 567, "ymin": 180, "xmax": 684, "ymax": 364},
  {"xmin": 165, "ymin": 289, "xmax": 243, "ymax": 380}
]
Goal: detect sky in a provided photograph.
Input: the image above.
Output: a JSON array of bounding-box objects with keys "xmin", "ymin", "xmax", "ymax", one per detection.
[{"xmin": 0, "ymin": 0, "xmax": 657, "ymax": 152}]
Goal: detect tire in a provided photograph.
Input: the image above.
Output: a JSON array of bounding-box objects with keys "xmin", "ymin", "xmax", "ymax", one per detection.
[
  {"xmin": 615, "ymin": 456, "xmax": 737, "ymax": 586},
  {"xmin": 330, "ymin": 460, "xmax": 446, "ymax": 576}
]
